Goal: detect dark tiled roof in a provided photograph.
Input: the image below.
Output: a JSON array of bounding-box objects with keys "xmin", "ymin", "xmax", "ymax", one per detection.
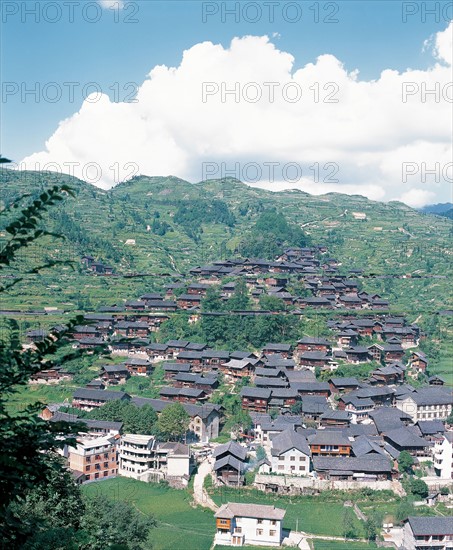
[
  {"xmin": 73, "ymin": 388, "xmax": 129, "ymax": 401},
  {"xmin": 406, "ymin": 516, "xmax": 453, "ymax": 536},
  {"xmin": 313, "ymin": 456, "xmax": 392, "ymax": 474}
]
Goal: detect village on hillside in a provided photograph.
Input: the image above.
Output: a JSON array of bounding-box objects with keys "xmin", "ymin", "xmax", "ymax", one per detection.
[{"xmin": 26, "ymin": 245, "xmax": 453, "ymax": 550}]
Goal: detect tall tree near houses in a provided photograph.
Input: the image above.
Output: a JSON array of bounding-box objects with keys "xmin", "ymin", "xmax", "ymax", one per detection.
[
  {"xmin": 0, "ymin": 169, "xmax": 90, "ymax": 541},
  {"xmin": 156, "ymin": 402, "xmax": 190, "ymax": 440}
]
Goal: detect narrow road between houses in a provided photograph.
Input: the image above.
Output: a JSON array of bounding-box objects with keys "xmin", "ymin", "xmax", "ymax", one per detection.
[{"xmin": 193, "ymin": 459, "xmax": 218, "ymax": 512}]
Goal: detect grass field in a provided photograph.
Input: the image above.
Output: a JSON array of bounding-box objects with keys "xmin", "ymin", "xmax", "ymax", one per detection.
[
  {"xmin": 313, "ymin": 541, "xmax": 376, "ymax": 550},
  {"xmin": 210, "ymin": 488, "xmax": 365, "ymax": 538},
  {"xmin": 7, "ymin": 382, "xmax": 75, "ymax": 414},
  {"xmin": 82, "ymin": 477, "xmax": 215, "ymax": 550}
]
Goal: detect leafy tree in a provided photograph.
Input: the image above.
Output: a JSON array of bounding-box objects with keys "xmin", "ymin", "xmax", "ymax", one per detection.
[
  {"xmin": 0, "ymin": 180, "xmax": 102, "ymax": 546},
  {"xmin": 227, "ymin": 278, "xmax": 250, "ymax": 310},
  {"xmin": 80, "ymin": 495, "xmax": 155, "ymax": 550},
  {"xmin": 364, "ymin": 510, "xmax": 383, "ymax": 541},
  {"xmin": 259, "ymin": 294, "xmax": 286, "ymax": 311},
  {"xmin": 238, "ymin": 208, "xmax": 310, "ymax": 259},
  {"xmin": 396, "ymin": 498, "xmax": 415, "ymax": 522},
  {"xmin": 410, "ymin": 478, "xmax": 429, "ymax": 499},
  {"xmin": 157, "ymin": 402, "xmax": 190, "ymax": 440},
  {"xmin": 342, "ymin": 506, "xmax": 357, "ymax": 539},
  {"xmin": 89, "ymin": 401, "xmax": 157, "ymax": 434},
  {"xmin": 256, "ymin": 446, "xmax": 267, "ymax": 462},
  {"xmin": 398, "ymin": 451, "xmax": 414, "ymax": 474},
  {"xmin": 229, "ymin": 409, "xmax": 252, "ymax": 437},
  {"xmin": 4, "ymin": 459, "xmax": 85, "ymax": 548},
  {"xmin": 0, "ymin": 184, "xmax": 89, "ymax": 533},
  {"xmin": 202, "ymin": 285, "xmax": 224, "ymax": 312}
]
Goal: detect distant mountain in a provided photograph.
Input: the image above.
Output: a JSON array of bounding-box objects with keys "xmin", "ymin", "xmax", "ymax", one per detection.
[
  {"xmin": 420, "ymin": 203, "xmax": 453, "ymax": 215},
  {"xmin": 1, "ymin": 171, "xmax": 452, "ymax": 313}
]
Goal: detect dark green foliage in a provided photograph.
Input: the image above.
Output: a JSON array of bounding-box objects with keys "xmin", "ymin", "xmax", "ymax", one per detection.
[
  {"xmin": 409, "ymin": 479, "xmax": 429, "ymax": 499},
  {"xmin": 52, "ymin": 211, "xmax": 132, "ymax": 265},
  {"xmin": 202, "ymin": 285, "xmax": 224, "ymax": 312},
  {"xmin": 396, "ymin": 498, "xmax": 416, "ymax": 522},
  {"xmin": 88, "ymin": 400, "xmax": 157, "ymax": 434},
  {"xmin": 342, "ymin": 506, "xmax": 357, "ymax": 539},
  {"xmin": 151, "ymin": 217, "xmax": 172, "ymax": 236},
  {"xmin": 238, "ymin": 208, "xmax": 310, "ymax": 259},
  {"xmin": 364, "ymin": 510, "xmax": 384, "ymax": 541},
  {"xmin": 3, "ymin": 460, "xmax": 85, "ymax": 548},
  {"xmin": 156, "ymin": 402, "xmax": 190, "ymax": 440},
  {"xmin": 80, "ymin": 495, "xmax": 156, "ymax": 550},
  {"xmin": 174, "ymin": 199, "xmax": 235, "ymax": 240},
  {"xmin": 0, "ymin": 181, "xmax": 98, "ymax": 545},
  {"xmin": 227, "ymin": 278, "xmax": 250, "ymax": 310},
  {"xmin": 398, "ymin": 451, "xmax": 414, "ymax": 474},
  {"xmin": 259, "ymin": 294, "xmax": 286, "ymax": 311}
]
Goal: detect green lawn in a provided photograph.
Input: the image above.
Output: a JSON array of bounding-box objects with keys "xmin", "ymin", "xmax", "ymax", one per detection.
[
  {"xmin": 210, "ymin": 488, "xmax": 365, "ymax": 538},
  {"xmin": 82, "ymin": 477, "xmax": 215, "ymax": 550},
  {"xmin": 7, "ymin": 383, "xmax": 74, "ymax": 414},
  {"xmin": 215, "ymin": 547, "xmax": 289, "ymax": 550},
  {"xmin": 313, "ymin": 541, "xmax": 376, "ymax": 550}
]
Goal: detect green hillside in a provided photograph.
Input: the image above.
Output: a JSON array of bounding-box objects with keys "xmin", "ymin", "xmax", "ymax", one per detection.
[{"xmin": 1, "ymin": 170, "xmax": 452, "ymax": 318}]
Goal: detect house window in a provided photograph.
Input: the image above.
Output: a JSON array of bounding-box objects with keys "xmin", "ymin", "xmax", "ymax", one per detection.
[
  {"xmin": 270, "ymin": 530, "xmax": 276, "ymax": 536},
  {"xmin": 278, "ymin": 456, "xmax": 285, "ymax": 461},
  {"xmin": 299, "ymin": 456, "xmax": 305, "ymax": 461},
  {"xmin": 299, "ymin": 466, "xmax": 305, "ymax": 471},
  {"xmin": 270, "ymin": 520, "xmax": 277, "ymax": 526},
  {"xmin": 278, "ymin": 465, "xmax": 284, "ymax": 470},
  {"xmin": 235, "ymin": 527, "xmax": 242, "ymax": 534},
  {"xmin": 256, "ymin": 529, "xmax": 263, "ymax": 536},
  {"xmin": 257, "ymin": 519, "xmax": 263, "ymax": 524},
  {"xmin": 290, "ymin": 456, "xmax": 295, "ymax": 461}
]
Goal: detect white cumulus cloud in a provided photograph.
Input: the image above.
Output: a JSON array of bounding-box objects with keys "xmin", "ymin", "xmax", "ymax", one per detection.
[
  {"xmin": 20, "ymin": 22, "xmax": 453, "ymax": 207},
  {"xmin": 98, "ymin": 0, "xmax": 124, "ymax": 9}
]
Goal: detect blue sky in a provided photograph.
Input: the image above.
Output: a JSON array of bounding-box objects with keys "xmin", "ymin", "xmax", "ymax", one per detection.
[
  {"xmin": 2, "ymin": 0, "xmax": 451, "ymax": 160},
  {"xmin": 2, "ymin": 1, "xmax": 452, "ymax": 205}
]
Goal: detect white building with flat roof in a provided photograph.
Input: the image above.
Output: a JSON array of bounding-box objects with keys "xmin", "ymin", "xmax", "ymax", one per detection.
[
  {"xmin": 433, "ymin": 432, "xmax": 453, "ymax": 480},
  {"xmin": 118, "ymin": 434, "xmax": 191, "ymax": 483}
]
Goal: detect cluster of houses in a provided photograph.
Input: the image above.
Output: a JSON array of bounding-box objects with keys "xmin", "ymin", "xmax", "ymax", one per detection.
[
  {"xmin": 26, "ymin": 246, "xmax": 452, "ymax": 549},
  {"xmin": 209, "ymin": 382, "xmax": 453, "ymax": 488},
  {"xmin": 33, "ymin": 245, "xmax": 417, "ymax": 355},
  {"xmin": 50, "ymin": 414, "xmax": 192, "ymax": 486}
]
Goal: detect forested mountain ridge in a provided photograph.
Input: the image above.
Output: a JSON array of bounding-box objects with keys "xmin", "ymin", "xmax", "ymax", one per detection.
[{"xmin": 1, "ymin": 170, "xmax": 452, "ymax": 315}]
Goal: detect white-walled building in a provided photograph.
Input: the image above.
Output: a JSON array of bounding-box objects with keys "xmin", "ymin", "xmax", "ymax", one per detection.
[
  {"xmin": 396, "ymin": 389, "xmax": 452, "ymax": 422},
  {"xmin": 433, "ymin": 432, "xmax": 453, "ymax": 480},
  {"xmin": 118, "ymin": 434, "xmax": 191, "ymax": 483},
  {"xmin": 402, "ymin": 516, "xmax": 453, "ymax": 550},
  {"xmin": 215, "ymin": 502, "xmax": 286, "ymax": 547},
  {"xmin": 270, "ymin": 429, "xmax": 311, "ymax": 476}
]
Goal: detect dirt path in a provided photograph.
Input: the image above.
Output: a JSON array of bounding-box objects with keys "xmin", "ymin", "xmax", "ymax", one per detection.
[{"xmin": 193, "ymin": 459, "xmax": 218, "ymax": 512}]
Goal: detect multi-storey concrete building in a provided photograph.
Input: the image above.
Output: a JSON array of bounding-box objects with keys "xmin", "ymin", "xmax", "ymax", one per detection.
[{"xmin": 68, "ymin": 435, "xmax": 118, "ymax": 482}]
